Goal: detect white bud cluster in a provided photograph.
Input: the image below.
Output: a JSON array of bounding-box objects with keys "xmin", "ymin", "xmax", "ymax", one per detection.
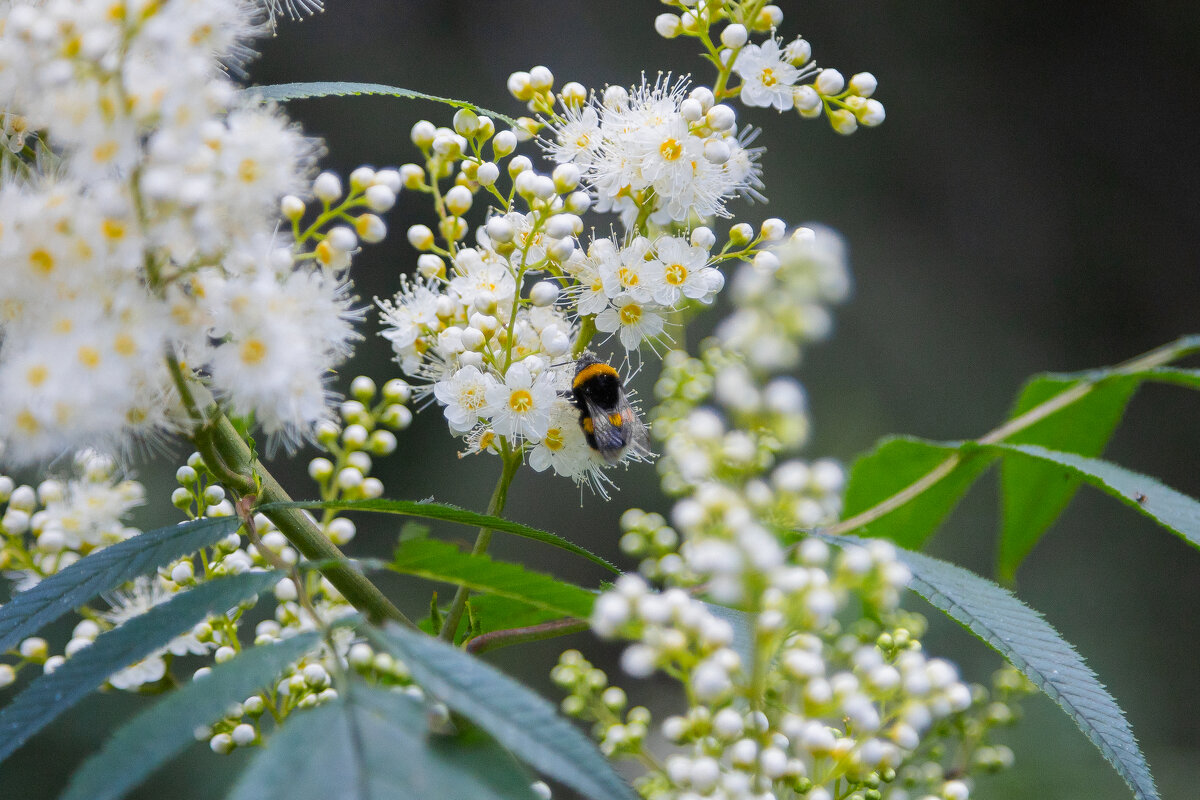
[{"xmin": 571, "ymin": 539, "xmax": 1012, "ymax": 800}]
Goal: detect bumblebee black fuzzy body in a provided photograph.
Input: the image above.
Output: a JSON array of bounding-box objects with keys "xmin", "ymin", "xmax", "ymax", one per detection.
[{"xmin": 570, "ymin": 355, "xmax": 649, "ymax": 464}]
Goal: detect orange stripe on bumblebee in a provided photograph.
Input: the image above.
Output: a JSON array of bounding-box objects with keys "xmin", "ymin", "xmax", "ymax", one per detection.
[
  {"xmin": 582, "ymin": 417, "xmax": 594, "ymax": 434},
  {"xmin": 607, "ymin": 412, "xmax": 623, "ymax": 427},
  {"xmin": 572, "ymin": 362, "xmax": 619, "ymax": 389}
]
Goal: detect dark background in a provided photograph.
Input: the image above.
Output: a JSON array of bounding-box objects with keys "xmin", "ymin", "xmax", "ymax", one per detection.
[{"xmin": 4, "ymin": 1, "xmax": 1200, "ymax": 798}]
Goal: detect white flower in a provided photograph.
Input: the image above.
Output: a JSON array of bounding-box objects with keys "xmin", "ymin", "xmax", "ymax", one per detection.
[
  {"xmin": 433, "ymin": 365, "xmax": 497, "ymax": 433},
  {"xmin": 528, "ymin": 399, "xmax": 615, "ymax": 493},
  {"xmin": 484, "ymin": 362, "xmax": 557, "ymax": 442},
  {"xmin": 102, "ymin": 576, "xmax": 214, "ymax": 689},
  {"xmin": 599, "ymin": 237, "xmax": 662, "ymax": 303},
  {"xmin": 546, "ymin": 103, "xmax": 601, "ymax": 165},
  {"xmin": 651, "ymin": 236, "xmax": 722, "ymax": 306},
  {"xmin": 734, "ymin": 37, "xmax": 803, "ymax": 111},
  {"xmin": 596, "ymin": 293, "xmax": 666, "ymax": 351},
  {"xmin": 378, "ymin": 274, "xmax": 444, "ymax": 369},
  {"xmin": 450, "ymin": 248, "xmax": 517, "ymax": 309},
  {"xmin": 208, "ymin": 270, "xmax": 360, "ymax": 443}
]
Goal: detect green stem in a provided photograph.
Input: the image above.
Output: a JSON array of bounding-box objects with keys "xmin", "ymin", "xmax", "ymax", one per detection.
[
  {"xmin": 193, "ymin": 411, "xmax": 415, "ymax": 628},
  {"xmin": 821, "ymin": 337, "xmax": 1194, "ymax": 538},
  {"xmin": 572, "ymin": 315, "xmax": 596, "ymax": 358},
  {"xmin": 465, "ymin": 618, "xmax": 588, "ymax": 654},
  {"xmin": 438, "ymin": 450, "xmax": 522, "ymax": 641}
]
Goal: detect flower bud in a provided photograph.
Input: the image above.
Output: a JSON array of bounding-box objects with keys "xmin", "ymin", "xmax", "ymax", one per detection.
[
  {"xmin": 476, "ymin": 161, "xmax": 500, "ymax": 186},
  {"xmin": 654, "ymin": 13, "xmax": 682, "ymax": 38},
  {"xmin": 720, "ymin": 24, "xmax": 748, "ymax": 49},
  {"xmin": 816, "ymin": 69, "xmax": 846, "ymax": 96},
  {"xmin": 312, "ymin": 172, "xmax": 342, "ymax": 203},
  {"xmin": 452, "ymin": 108, "xmax": 480, "ymax": 136},
  {"xmin": 530, "ymin": 281, "xmax": 560, "ymax": 307}
]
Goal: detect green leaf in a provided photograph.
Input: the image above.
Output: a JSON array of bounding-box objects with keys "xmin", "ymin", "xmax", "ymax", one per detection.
[
  {"xmin": 246, "ymin": 81, "xmax": 520, "ymax": 128},
  {"xmin": 226, "ymin": 681, "xmax": 536, "ymax": 800},
  {"xmin": 391, "ymin": 538, "xmax": 595, "ymax": 622},
  {"xmin": 0, "ymin": 516, "xmax": 239, "ymax": 654},
  {"xmin": 818, "ymin": 532, "xmax": 1159, "ymax": 800},
  {"xmin": 259, "ymin": 498, "xmax": 619, "ymax": 573},
  {"xmin": 840, "ymin": 436, "xmax": 993, "ymax": 548},
  {"xmin": 463, "ymin": 594, "xmax": 564, "ymax": 637},
  {"xmin": 984, "ymin": 443, "xmax": 1200, "ymax": 554},
  {"xmin": 998, "ymin": 373, "xmax": 1139, "ymax": 581},
  {"xmin": 0, "ymin": 570, "xmax": 278, "ymax": 765},
  {"xmin": 60, "ymin": 631, "xmax": 324, "ymax": 800},
  {"xmin": 369, "ymin": 623, "xmax": 638, "ymax": 800}
]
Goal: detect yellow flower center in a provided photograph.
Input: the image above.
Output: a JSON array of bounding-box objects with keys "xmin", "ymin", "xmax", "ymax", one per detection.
[
  {"xmin": 761, "ymin": 68, "xmax": 777, "ymax": 87},
  {"xmin": 659, "ymin": 138, "xmax": 683, "ymax": 161},
  {"xmin": 619, "ymin": 303, "xmax": 642, "ymax": 325},
  {"xmin": 16, "ymin": 409, "xmax": 39, "ymax": 434},
  {"xmin": 26, "ymin": 365, "xmax": 48, "ymax": 387},
  {"xmin": 92, "ymin": 140, "xmax": 118, "ymax": 164},
  {"xmin": 113, "ymin": 333, "xmax": 136, "ymax": 356},
  {"xmin": 665, "ymin": 263, "xmax": 687, "ymax": 285},
  {"xmin": 237, "ymin": 158, "xmax": 259, "ymax": 184},
  {"xmin": 618, "ymin": 267, "xmax": 639, "ymax": 287},
  {"xmin": 509, "ymin": 388, "xmax": 534, "ymax": 413},
  {"xmin": 29, "ymin": 248, "xmax": 54, "ymax": 274},
  {"xmin": 543, "ymin": 427, "xmax": 564, "ymax": 451},
  {"xmin": 77, "ymin": 346, "xmax": 101, "ymax": 368},
  {"xmin": 240, "ymin": 338, "xmax": 267, "ymax": 365},
  {"xmin": 102, "ymin": 219, "xmax": 126, "ymax": 241}
]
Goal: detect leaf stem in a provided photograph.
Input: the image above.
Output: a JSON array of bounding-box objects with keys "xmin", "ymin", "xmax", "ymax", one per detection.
[
  {"xmin": 438, "ymin": 450, "xmax": 522, "ymax": 641},
  {"xmin": 821, "ymin": 337, "xmax": 1196, "ymax": 537},
  {"xmin": 465, "ymin": 618, "xmax": 588, "ymax": 655}
]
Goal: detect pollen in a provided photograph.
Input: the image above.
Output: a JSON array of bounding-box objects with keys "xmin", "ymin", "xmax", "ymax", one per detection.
[
  {"xmin": 77, "ymin": 346, "xmax": 101, "ymax": 368},
  {"xmin": 113, "ymin": 333, "xmax": 137, "ymax": 356},
  {"xmin": 29, "ymin": 248, "xmax": 54, "ymax": 274},
  {"xmin": 665, "ymin": 263, "xmax": 687, "ymax": 285},
  {"xmin": 237, "ymin": 158, "xmax": 259, "ymax": 184},
  {"xmin": 618, "ymin": 267, "xmax": 640, "ymax": 287},
  {"xmin": 26, "ymin": 364, "xmax": 48, "ymax": 387},
  {"xmin": 508, "ymin": 388, "xmax": 534, "ymax": 413},
  {"xmin": 659, "ymin": 137, "xmax": 683, "ymax": 161},
  {"xmin": 619, "ymin": 302, "xmax": 643, "ymax": 325},
  {"xmin": 543, "ymin": 427, "xmax": 564, "ymax": 451},
  {"xmin": 760, "ymin": 68, "xmax": 778, "ymax": 87},
  {"xmin": 92, "ymin": 140, "xmax": 119, "ymax": 164},
  {"xmin": 16, "ymin": 409, "xmax": 40, "ymax": 434},
  {"xmin": 102, "ymin": 219, "xmax": 126, "ymax": 240},
  {"xmin": 240, "ymin": 338, "xmax": 267, "ymax": 365}
]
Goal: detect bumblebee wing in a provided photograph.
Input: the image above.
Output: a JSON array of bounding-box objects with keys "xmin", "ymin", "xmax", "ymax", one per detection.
[{"xmin": 582, "ymin": 390, "xmax": 650, "ymax": 464}]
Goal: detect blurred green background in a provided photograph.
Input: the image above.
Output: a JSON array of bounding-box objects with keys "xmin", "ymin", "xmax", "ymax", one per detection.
[{"xmin": 4, "ymin": 1, "xmax": 1200, "ymax": 798}]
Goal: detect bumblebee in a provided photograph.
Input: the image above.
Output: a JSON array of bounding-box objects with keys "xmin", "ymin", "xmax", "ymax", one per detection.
[{"xmin": 570, "ymin": 354, "xmax": 650, "ymax": 464}]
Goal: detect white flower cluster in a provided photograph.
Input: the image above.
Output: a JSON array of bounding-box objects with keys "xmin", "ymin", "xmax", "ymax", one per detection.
[
  {"xmin": 0, "ymin": 449, "xmax": 144, "ymax": 591},
  {"xmin": 377, "ymin": 95, "xmax": 780, "ymax": 494},
  {"xmin": 1, "ymin": 370, "xmax": 414, "ymax": 704},
  {"xmin": 538, "ymin": 76, "xmax": 764, "ymax": 226},
  {"xmin": 563, "ymin": 542, "xmax": 1023, "ymax": 800},
  {"xmin": 652, "ymin": 1, "xmax": 885, "ymax": 135},
  {"xmin": 0, "ymin": 0, "xmax": 393, "ymax": 463}
]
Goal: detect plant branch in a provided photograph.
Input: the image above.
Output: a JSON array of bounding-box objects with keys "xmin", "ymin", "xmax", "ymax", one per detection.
[
  {"xmin": 438, "ymin": 449, "xmax": 522, "ymax": 641},
  {"xmin": 193, "ymin": 411, "xmax": 414, "ymax": 628},
  {"xmin": 465, "ymin": 618, "xmax": 588, "ymax": 655}
]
